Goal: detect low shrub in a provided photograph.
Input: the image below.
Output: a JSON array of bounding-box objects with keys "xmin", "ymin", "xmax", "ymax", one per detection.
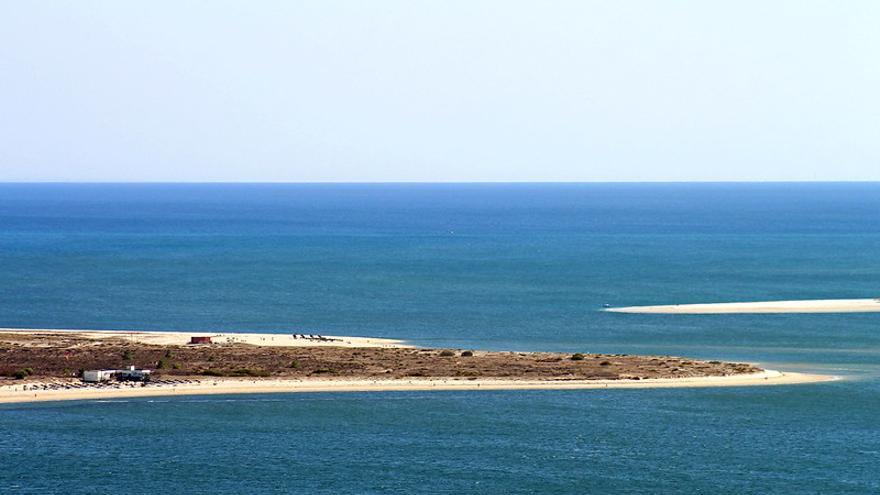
[
  {"xmin": 455, "ymin": 370, "xmax": 481, "ymax": 377},
  {"xmin": 571, "ymin": 353, "xmax": 585, "ymax": 361},
  {"xmin": 461, "ymin": 350, "xmax": 474, "ymax": 357},
  {"xmin": 230, "ymin": 368, "xmax": 270, "ymax": 377},
  {"xmin": 202, "ymin": 369, "xmax": 225, "ymax": 377},
  {"xmin": 599, "ymin": 361, "xmax": 611, "ymax": 366},
  {"xmin": 439, "ymin": 350, "xmax": 456, "ymax": 357},
  {"xmin": 539, "ymin": 357, "xmax": 562, "ymax": 362},
  {"xmin": 289, "ymin": 360, "xmax": 300, "ymax": 369},
  {"xmin": 13, "ymin": 368, "xmax": 33, "ymax": 380},
  {"xmin": 2, "ymin": 367, "xmax": 37, "ymax": 379}
]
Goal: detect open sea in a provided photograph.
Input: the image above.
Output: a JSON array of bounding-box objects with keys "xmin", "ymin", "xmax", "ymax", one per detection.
[{"xmin": 1, "ymin": 183, "xmax": 879, "ymax": 494}]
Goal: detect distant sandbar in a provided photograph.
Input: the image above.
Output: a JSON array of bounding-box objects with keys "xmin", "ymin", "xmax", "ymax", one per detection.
[{"xmin": 605, "ymin": 298, "xmax": 880, "ymax": 314}]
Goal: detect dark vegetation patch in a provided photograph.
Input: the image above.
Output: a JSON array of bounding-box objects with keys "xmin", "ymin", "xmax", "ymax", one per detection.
[{"xmin": 0, "ymin": 333, "xmax": 762, "ymax": 382}]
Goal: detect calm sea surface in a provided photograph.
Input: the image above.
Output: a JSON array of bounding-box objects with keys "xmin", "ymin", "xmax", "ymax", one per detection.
[{"xmin": 1, "ymin": 183, "xmax": 878, "ymax": 494}]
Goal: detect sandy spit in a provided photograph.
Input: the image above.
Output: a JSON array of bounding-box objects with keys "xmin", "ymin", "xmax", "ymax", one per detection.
[{"xmin": 0, "ymin": 371, "xmax": 835, "ymax": 404}]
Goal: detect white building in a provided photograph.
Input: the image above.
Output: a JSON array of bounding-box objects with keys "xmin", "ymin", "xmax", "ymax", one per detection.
[
  {"xmin": 117, "ymin": 366, "xmax": 152, "ymax": 381},
  {"xmin": 82, "ymin": 370, "xmax": 116, "ymax": 382},
  {"xmin": 82, "ymin": 366, "xmax": 152, "ymax": 383}
]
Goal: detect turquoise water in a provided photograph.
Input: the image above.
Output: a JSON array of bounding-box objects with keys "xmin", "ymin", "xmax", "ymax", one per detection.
[{"xmin": 1, "ymin": 183, "xmax": 879, "ymax": 493}]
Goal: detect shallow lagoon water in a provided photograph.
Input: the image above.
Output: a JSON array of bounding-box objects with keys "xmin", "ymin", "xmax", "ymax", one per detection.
[{"xmin": 1, "ymin": 183, "xmax": 879, "ymax": 493}]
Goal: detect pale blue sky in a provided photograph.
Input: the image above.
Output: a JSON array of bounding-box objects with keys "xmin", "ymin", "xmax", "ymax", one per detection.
[{"xmin": 1, "ymin": 1, "xmax": 878, "ymax": 182}]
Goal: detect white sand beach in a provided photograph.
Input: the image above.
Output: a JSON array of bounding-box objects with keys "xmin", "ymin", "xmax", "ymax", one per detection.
[
  {"xmin": 0, "ymin": 370, "xmax": 835, "ymax": 404},
  {"xmin": 605, "ymin": 298, "xmax": 880, "ymax": 314},
  {"xmin": 0, "ymin": 328, "xmax": 408, "ymax": 348}
]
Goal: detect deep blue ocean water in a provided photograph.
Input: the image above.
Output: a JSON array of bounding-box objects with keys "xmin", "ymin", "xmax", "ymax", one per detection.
[{"xmin": 1, "ymin": 183, "xmax": 878, "ymax": 494}]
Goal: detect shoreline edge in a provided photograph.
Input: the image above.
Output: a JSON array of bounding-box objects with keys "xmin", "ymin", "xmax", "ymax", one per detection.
[{"xmin": 0, "ymin": 370, "xmax": 836, "ymax": 404}]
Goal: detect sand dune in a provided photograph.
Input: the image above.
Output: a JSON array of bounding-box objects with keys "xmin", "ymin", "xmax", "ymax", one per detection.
[
  {"xmin": 0, "ymin": 370, "xmax": 835, "ymax": 404},
  {"xmin": 605, "ymin": 298, "xmax": 880, "ymax": 314}
]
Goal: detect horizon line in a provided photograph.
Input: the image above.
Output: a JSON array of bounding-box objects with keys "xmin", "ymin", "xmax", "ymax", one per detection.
[{"xmin": 2, "ymin": 180, "xmax": 880, "ymax": 185}]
